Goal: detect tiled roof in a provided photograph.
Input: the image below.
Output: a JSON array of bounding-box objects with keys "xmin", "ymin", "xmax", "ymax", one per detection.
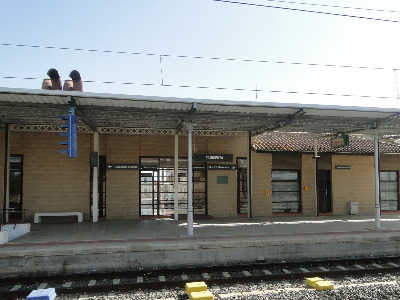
[{"xmin": 252, "ymin": 132, "xmax": 400, "ymax": 154}]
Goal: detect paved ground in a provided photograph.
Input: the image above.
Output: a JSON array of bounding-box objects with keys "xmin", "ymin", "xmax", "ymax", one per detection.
[
  {"xmin": 7, "ymin": 214, "xmax": 400, "ymax": 244},
  {"xmin": 2, "ymin": 214, "xmax": 400, "ymax": 276}
]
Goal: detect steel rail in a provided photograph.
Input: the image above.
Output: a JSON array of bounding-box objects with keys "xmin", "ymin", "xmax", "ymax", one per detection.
[{"xmin": 1, "ymin": 256, "xmax": 400, "ymax": 299}]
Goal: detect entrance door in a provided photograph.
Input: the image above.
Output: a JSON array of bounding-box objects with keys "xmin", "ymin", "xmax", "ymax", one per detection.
[
  {"xmin": 139, "ymin": 157, "xmax": 207, "ymax": 217},
  {"xmin": 140, "ymin": 169, "xmax": 159, "ymax": 215},
  {"xmin": 237, "ymin": 158, "xmax": 248, "ymax": 214},
  {"xmin": 317, "ymin": 170, "xmax": 332, "ymax": 213}
]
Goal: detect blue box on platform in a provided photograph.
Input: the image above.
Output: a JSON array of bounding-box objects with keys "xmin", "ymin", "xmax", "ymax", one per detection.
[{"xmin": 26, "ymin": 288, "xmax": 56, "ymax": 300}]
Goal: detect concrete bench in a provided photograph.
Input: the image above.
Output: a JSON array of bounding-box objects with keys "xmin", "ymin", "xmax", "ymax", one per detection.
[{"xmin": 34, "ymin": 212, "xmax": 83, "ymax": 224}]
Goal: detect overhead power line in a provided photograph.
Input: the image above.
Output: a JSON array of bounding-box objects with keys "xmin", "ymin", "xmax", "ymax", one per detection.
[
  {"xmin": 1, "ymin": 76, "xmax": 395, "ymax": 100},
  {"xmin": 211, "ymin": 0, "xmax": 400, "ymax": 23},
  {"xmin": 261, "ymin": 0, "xmax": 398, "ymax": 14},
  {"xmin": 0, "ymin": 43, "xmax": 393, "ymax": 71}
]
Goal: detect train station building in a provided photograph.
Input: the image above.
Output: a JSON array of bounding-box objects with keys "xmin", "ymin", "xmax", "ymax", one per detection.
[{"xmin": 2, "ymin": 86, "xmax": 400, "ymax": 226}]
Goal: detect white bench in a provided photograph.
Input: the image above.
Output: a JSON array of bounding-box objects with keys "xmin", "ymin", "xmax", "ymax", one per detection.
[{"xmin": 34, "ymin": 212, "xmax": 83, "ymax": 224}]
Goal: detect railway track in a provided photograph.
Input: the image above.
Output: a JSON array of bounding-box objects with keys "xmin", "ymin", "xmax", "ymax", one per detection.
[{"xmin": 2, "ymin": 256, "xmax": 400, "ymax": 299}]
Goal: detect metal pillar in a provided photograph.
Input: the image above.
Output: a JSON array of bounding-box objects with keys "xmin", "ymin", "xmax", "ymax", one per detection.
[
  {"xmin": 2, "ymin": 124, "xmax": 9, "ymax": 224},
  {"xmin": 92, "ymin": 132, "xmax": 99, "ymax": 223},
  {"xmin": 374, "ymin": 134, "xmax": 381, "ymax": 229},
  {"xmin": 314, "ymin": 138, "xmax": 319, "ymax": 217},
  {"xmin": 247, "ymin": 131, "xmax": 252, "ymax": 219},
  {"xmin": 187, "ymin": 123, "xmax": 194, "ymax": 236},
  {"xmin": 174, "ymin": 131, "xmax": 179, "ymax": 220}
]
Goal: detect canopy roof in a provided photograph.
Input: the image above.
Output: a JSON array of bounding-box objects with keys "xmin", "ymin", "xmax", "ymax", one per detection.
[{"xmin": 1, "ymin": 87, "xmax": 400, "ymax": 142}]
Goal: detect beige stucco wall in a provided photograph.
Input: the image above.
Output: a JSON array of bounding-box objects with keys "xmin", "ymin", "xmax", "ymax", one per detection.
[
  {"xmin": 332, "ymin": 155, "xmax": 375, "ymax": 215},
  {"xmin": 9, "ymin": 131, "xmax": 91, "ymax": 220},
  {"xmin": 204, "ymin": 136, "xmax": 247, "ymax": 217},
  {"xmin": 380, "ymin": 154, "xmax": 400, "ymax": 171},
  {"xmin": 251, "ymin": 152, "xmax": 272, "ymax": 217},
  {"xmin": 5, "ymin": 128, "xmax": 400, "ymax": 221},
  {"xmin": 0, "ymin": 129, "xmax": 4, "ymax": 205},
  {"xmin": 301, "ymin": 154, "xmax": 316, "ymax": 216},
  {"xmin": 93, "ymin": 133, "xmax": 248, "ymax": 219}
]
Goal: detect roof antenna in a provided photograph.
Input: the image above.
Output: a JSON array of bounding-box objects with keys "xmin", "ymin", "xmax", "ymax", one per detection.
[{"xmin": 394, "ymin": 69, "xmax": 400, "ymax": 99}]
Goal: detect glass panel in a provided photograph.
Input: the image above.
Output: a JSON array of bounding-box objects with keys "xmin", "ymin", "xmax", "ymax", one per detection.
[
  {"xmin": 272, "ymin": 192, "xmax": 300, "ymax": 202},
  {"xmin": 194, "ymin": 171, "xmax": 206, "ymax": 182},
  {"xmin": 178, "ymin": 159, "xmax": 188, "ymax": 168},
  {"xmin": 140, "ymin": 157, "xmax": 207, "ymax": 216},
  {"xmin": 160, "ymin": 158, "xmax": 174, "ymax": 168},
  {"xmin": 237, "ymin": 158, "xmax": 247, "ymax": 169},
  {"xmin": 272, "ymin": 170, "xmax": 299, "ymax": 181},
  {"xmin": 193, "ymin": 182, "xmax": 205, "ymax": 192},
  {"xmin": 381, "ymin": 182, "xmax": 397, "ymax": 193},
  {"xmin": 141, "ymin": 205, "xmax": 156, "ymax": 216},
  {"xmin": 389, "ymin": 172, "xmax": 398, "ymax": 181},
  {"xmin": 380, "ymin": 172, "xmax": 390, "ymax": 181},
  {"xmin": 179, "ymin": 170, "xmax": 188, "ymax": 182},
  {"xmin": 273, "ymin": 202, "xmax": 300, "ymax": 213},
  {"xmin": 272, "ymin": 182, "xmax": 299, "ymax": 192},
  {"xmin": 10, "ymin": 156, "xmax": 22, "ymax": 163},
  {"xmin": 381, "ymin": 191, "xmax": 397, "ymax": 201}
]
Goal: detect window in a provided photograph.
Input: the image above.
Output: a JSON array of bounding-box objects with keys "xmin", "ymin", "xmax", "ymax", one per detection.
[
  {"xmin": 380, "ymin": 171, "xmax": 399, "ymax": 211},
  {"xmin": 272, "ymin": 170, "xmax": 301, "ymax": 213},
  {"xmin": 9, "ymin": 155, "xmax": 23, "ymax": 219}
]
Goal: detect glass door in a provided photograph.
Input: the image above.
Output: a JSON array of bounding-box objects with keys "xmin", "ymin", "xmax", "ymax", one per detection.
[
  {"xmin": 237, "ymin": 158, "xmax": 248, "ymax": 214},
  {"xmin": 140, "ymin": 157, "xmax": 207, "ymax": 217}
]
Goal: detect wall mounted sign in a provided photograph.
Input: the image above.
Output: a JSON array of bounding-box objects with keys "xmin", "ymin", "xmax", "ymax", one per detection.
[
  {"xmin": 208, "ymin": 164, "xmax": 237, "ymax": 170},
  {"xmin": 335, "ymin": 165, "xmax": 351, "ymax": 170},
  {"xmin": 217, "ymin": 176, "xmax": 228, "ymax": 184},
  {"xmin": 107, "ymin": 164, "xmax": 138, "ymax": 170},
  {"xmin": 194, "ymin": 153, "xmax": 233, "ymax": 162},
  {"xmin": 331, "ymin": 134, "xmax": 350, "ymax": 149},
  {"xmin": 193, "ymin": 165, "xmax": 206, "ymax": 170},
  {"xmin": 140, "ymin": 165, "xmax": 157, "ymax": 170}
]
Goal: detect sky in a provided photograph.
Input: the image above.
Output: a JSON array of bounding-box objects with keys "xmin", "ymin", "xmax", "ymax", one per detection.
[{"xmin": 0, "ymin": 0, "xmax": 399, "ymax": 108}]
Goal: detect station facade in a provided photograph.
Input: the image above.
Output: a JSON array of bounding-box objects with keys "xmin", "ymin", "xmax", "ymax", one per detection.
[{"xmin": 2, "ymin": 128, "xmax": 400, "ymax": 222}]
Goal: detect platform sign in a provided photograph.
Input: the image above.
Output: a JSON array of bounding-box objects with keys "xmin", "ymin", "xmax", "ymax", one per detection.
[
  {"xmin": 331, "ymin": 134, "xmax": 350, "ymax": 149},
  {"xmin": 208, "ymin": 164, "xmax": 237, "ymax": 170},
  {"xmin": 194, "ymin": 153, "xmax": 233, "ymax": 162},
  {"xmin": 107, "ymin": 164, "xmax": 138, "ymax": 170},
  {"xmin": 335, "ymin": 165, "xmax": 351, "ymax": 170}
]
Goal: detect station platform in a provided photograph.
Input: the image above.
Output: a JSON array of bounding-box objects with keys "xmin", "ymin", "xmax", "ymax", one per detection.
[{"xmin": 1, "ymin": 215, "xmax": 400, "ymax": 276}]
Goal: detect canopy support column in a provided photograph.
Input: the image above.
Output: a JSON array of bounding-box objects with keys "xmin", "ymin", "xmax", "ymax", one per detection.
[
  {"xmin": 2, "ymin": 124, "xmax": 9, "ymax": 225},
  {"xmin": 92, "ymin": 132, "xmax": 99, "ymax": 223},
  {"xmin": 247, "ymin": 131, "xmax": 252, "ymax": 219},
  {"xmin": 313, "ymin": 137, "xmax": 320, "ymax": 217},
  {"xmin": 187, "ymin": 123, "xmax": 194, "ymax": 236},
  {"xmin": 174, "ymin": 131, "xmax": 179, "ymax": 220},
  {"xmin": 374, "ymin": 134, "xmax": 381, "ymax": 229}
]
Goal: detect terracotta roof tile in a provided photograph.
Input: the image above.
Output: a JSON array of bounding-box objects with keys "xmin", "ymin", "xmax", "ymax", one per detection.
[{"xmin": 253, "ymin": 132, "xmax": 400, "ymax": 154}]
